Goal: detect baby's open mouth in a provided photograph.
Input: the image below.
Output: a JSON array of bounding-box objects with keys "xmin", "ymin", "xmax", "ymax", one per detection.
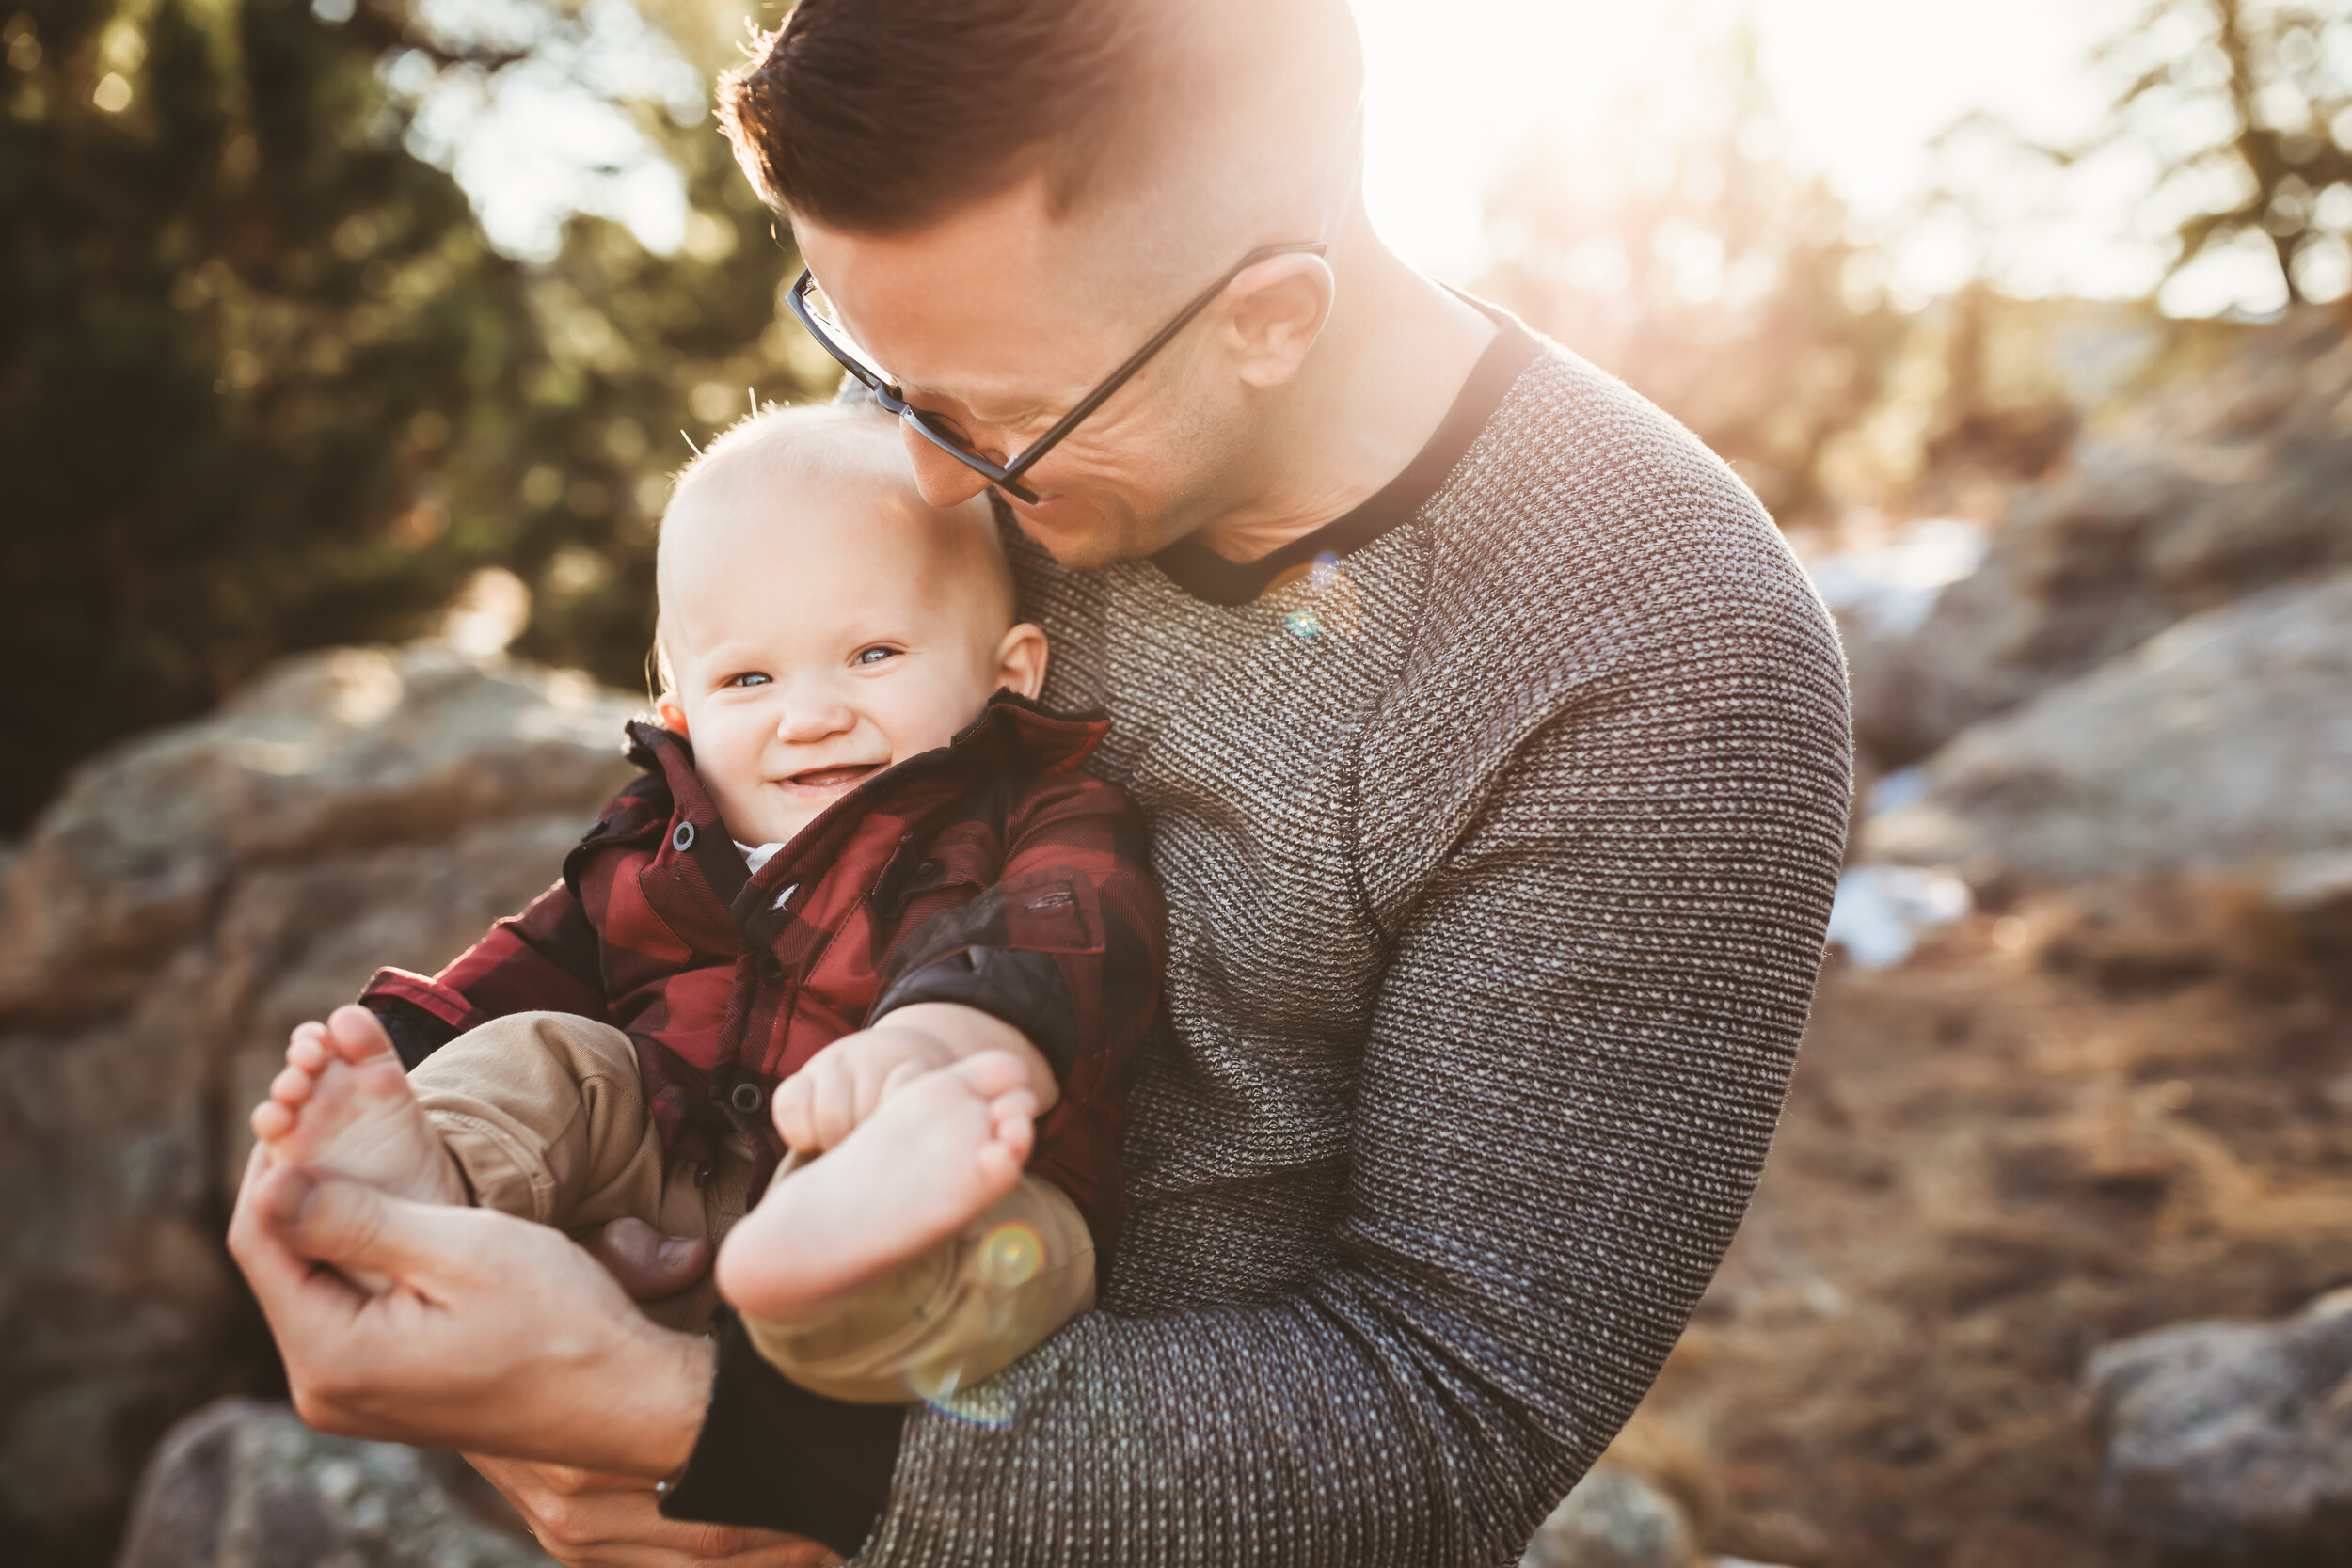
[{"xmin": 785, "ymin": 763, "xmax": 883, "ymax": 790}]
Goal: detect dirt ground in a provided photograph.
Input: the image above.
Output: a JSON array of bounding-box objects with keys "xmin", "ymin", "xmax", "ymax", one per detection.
[{"xmin": 1599, "ymin": 883, "xmax": 2352, "ymax": 1568}]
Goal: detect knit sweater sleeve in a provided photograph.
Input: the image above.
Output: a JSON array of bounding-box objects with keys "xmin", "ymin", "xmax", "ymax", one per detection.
[{"xmin": 848, "ymin": 589, "xmax": 1851, "ymax": 1564}]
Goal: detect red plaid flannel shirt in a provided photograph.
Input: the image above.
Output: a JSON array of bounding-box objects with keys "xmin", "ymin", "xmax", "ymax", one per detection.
[{"xmin": 359, "ymin": 691, "xmax": 1163, "ymax": 1253}]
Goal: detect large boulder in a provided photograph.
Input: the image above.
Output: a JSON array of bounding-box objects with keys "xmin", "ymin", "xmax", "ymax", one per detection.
[
  {"xmin": 0, "ymin": 644, "xmax": 638, "ymax": 1565},
  {"xmin": 1864, "ymin": 571, "xmax": 2352, "ymax": 884},
  {"xmin": 115, "ymin": 1399, "xmax": 552, "ymax": 1568},
  {"xmin": 2083, "ymin": 1291, "xmax": 2352, "ymax": 1561},
  {"xmin": 1848, "ymin": 310, "xmax": 2352, "ymax": 769},
  {"xmin": 1519, "ymin": 1468, "xmax": 1698, "ymax": 1568}
]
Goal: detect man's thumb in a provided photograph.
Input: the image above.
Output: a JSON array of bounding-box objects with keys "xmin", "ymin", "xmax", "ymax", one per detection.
[
  {"xmin": 581, "ymin": 1215, "xmax": 710, "ymax": 1301},
  {"xmin": 259, "ymin": 1163, "xmax": 429, "ymax": 1281}
]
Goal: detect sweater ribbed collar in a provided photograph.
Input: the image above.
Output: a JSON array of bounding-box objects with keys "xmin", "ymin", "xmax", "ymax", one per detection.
[{"xmin": 1149, "ymin": 297, "xmax": 1542, "ymax": 607}]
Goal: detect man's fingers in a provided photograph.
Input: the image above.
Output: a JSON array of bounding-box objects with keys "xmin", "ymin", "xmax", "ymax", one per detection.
[
  {"xmin": 580, "ymin": 1217, "xmax": 709, "ymax": 1303},
  {"xmin": 467, "ymin": 1453, "xmax": 845, "ymax": 1568}
]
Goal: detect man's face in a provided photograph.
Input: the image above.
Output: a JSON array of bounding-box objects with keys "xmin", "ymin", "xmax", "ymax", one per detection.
[{"xmin": 794, "ymin": 181, "xmax": 1244, "ymax": 570}]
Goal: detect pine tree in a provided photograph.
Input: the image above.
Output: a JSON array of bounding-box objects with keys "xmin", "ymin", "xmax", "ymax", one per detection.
[{"xmin": 0, "ymin": 0, "xmax": 823, "ymax": 832}]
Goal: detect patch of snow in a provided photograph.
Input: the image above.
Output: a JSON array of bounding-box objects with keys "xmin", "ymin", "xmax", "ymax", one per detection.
[
  {"xmin": 1807, "ymin": 516, "xmax": 1988, "ymax": 640},
  {"xmin": 1827, "ymin": 864, "xmax": 1973, "ymax": 970},
  {"xmin": 1867, "ymin": 764, "xmax": 1931, "ymax": 816}
]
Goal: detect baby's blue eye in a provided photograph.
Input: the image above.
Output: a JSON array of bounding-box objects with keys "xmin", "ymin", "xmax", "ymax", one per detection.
[
  {"xmin": 853, "ymin": 647, "xmax": 898, "ymax": 666},
  {"xmin": 726, "ymin": 672, "xmax": 771, "ymax": 688}
]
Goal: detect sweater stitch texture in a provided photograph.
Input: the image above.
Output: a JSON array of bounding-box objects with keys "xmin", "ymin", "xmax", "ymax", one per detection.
[{"xmin": 852, "ymin": 326, "xmax": 1853, "ymax": 1566}]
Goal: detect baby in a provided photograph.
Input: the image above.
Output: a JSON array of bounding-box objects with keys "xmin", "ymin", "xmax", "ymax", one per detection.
[{"xmin": 248, "ymin": 405, "xmax": 1162, "ymax": 1402}]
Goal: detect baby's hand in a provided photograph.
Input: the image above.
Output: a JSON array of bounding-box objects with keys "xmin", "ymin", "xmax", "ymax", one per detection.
[{"xmin": 771, "ymin": 1023, "xmax": 961, "ymax": 1155}]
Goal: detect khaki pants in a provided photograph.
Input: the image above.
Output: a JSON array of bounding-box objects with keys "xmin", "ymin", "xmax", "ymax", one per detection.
[{"xmin": 408, "ymin": 1011, "xmax": 1097, "ymax": 1403}]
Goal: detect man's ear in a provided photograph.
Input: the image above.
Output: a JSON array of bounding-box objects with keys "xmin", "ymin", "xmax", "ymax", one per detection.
[
  {"xmin": 1222, "ymin": 252, "xmax": 1336, "ymax": 391},
  {"xmin": 655, "ymin": 696, "xmax": 691, "ymax": 737},
  {"xmin": 994, "ymin": 623, "xmax": 1049, "ymax": 699}
]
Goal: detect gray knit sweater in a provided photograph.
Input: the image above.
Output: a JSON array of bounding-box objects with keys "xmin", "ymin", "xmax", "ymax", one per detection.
[{"xmin": 861, "ymin": 313, "xmax": 1851, "ymax": 1565}]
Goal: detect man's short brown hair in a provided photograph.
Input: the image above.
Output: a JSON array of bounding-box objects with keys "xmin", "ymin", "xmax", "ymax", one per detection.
[{"xmin": 718, "ymin": 0, "xmax": 1355, "ymax": 236}]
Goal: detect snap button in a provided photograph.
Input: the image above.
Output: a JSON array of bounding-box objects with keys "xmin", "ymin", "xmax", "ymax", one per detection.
[
  {"xmin": 757, "ymin": 953, "xmax": 787, "ymax": 982},
  {"xmin": 729, "ymin": 1082, "xmax": 764, "ymax": 1115},
  {"xmin": 671, "ymin": 821, "xmax": 696, "ymax": 852},
  {"xmin": 913, "ymin": 858, "xmax": 943, "ymax": 882}
]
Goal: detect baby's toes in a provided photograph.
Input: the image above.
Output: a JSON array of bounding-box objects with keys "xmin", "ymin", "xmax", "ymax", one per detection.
[
  {"xmin": 286, "ymin": 1030, "xmax": 329, "ymax": 1073},
  {"xmin": 249, "ymin": 1099, "xmax": 295, "ymax": 1142},
  {"xmin": 269, "ymin": 1061, "xmax": 319, "ymax": 1107},
  {"xmin": 972, "ymin": 1137, "xmax": 1024, "ymax": 1189},
  {"xmin": 771, "ymin": 1079, "xmax": 817, "ymax": 1152},
  {"xmin": 325, "ymin": 1004, "xmax": 395, "ymax": 1065},
  {"xmin": 954, "ymin": 1049, "xmax": 1032, "ymax": 1100}
]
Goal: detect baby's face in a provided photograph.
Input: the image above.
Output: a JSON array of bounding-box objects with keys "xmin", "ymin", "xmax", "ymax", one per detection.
[{"xmin": 656, "ymin": 463, "xmax": 1038, "ymax": 849}]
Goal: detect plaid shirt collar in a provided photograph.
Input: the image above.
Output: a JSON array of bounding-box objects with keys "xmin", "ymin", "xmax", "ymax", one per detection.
[{"xmin": 612, "ymin": 689, "xmax": 1111, "ymax": 939}]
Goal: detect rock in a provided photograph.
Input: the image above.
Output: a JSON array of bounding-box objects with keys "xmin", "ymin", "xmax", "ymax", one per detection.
[
  {"xmin": 115, "ymin": 1398, "xmax": 552, "ymax": 1568},
  {"xmin": 1849, "ymin": 311, "xmax": 2352, "ymax": 770},
  {"xmin": 1864, "ymin": 571, "xmax": 2352, "ymax": 883},
  {"xmin": 0, "ymin": 642, "xmax": 635, "ymax": 1028},
  {"xmin": 2082, "ymin": 1289, "xmax": 2352, "ymax": 1561},
  {"xmin": 0, "ymin": 644, "xmax": 639, "ymax": 1563},
  {"xmin": 1519, "ymin": 1467, "xmax": 1697, "ymax": 1568}
]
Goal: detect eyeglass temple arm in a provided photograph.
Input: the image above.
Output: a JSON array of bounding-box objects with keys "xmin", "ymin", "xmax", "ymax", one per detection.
[{"xmin": 996, "ymin": 240, "xmax": 1330, "ymax": 483}]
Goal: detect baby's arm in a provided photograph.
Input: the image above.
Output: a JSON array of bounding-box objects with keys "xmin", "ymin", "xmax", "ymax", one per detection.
[{"xmin": 771, "ymin": 1003, "xmax": 1057, "ymax": 1156}]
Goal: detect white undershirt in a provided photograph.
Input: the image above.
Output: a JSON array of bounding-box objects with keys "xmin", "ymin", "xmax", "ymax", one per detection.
[{"xmin": 735, "ymin": 840, "xmax": 797, "ymax": 909}]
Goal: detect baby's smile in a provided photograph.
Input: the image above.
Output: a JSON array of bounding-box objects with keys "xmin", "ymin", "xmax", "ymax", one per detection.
[{"xmin": 775, "ymin": 760, "xmax": 888, "ymax": 799}]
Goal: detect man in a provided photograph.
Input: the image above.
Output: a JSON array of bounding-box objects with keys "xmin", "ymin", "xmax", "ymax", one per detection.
[{"xmin": 228, "ymin": 1, "xmax": 1851, "ymax": 1563}]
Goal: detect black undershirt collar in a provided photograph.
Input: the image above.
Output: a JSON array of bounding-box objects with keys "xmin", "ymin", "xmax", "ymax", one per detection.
[{"xmin": 1149, "ymin": 296, "xmax": 1543, "ymax": 607}]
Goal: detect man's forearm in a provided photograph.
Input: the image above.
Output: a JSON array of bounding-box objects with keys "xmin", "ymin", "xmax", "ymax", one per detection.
[{"xmin": 601, "ymin": 1321, "xmax": 718, "ymax": 1479}]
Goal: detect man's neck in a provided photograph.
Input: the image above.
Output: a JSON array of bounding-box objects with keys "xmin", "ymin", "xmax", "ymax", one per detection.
[{"xmin": 1190, "ymin": 230, "xmax": 1498, "ymax": 563}]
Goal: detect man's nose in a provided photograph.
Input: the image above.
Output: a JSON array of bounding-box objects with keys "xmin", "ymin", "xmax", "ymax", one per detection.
[{"xmin": 900, "ymin": 423, "xmax": 999, "ymax": 509}]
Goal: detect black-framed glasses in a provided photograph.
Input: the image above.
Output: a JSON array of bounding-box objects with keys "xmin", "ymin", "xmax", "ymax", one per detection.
[{"xmin": 787, "ymin": 240, "xmax": 1329, "ymax": 504}]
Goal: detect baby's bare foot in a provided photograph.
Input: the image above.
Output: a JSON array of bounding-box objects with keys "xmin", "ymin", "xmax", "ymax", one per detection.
[
  {"xmin": 715, "ymin": 1051, "xmax": 1037, "ymax": 1324},
  {"xmin": 250, "ymin": 1004, "xmax": 464, "ymax": 1211}
]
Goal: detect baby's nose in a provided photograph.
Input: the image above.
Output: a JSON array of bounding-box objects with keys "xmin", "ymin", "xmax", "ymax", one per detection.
[{"xmin": 777, "ymin": 698, "xmax": 853, "ymax": 741}]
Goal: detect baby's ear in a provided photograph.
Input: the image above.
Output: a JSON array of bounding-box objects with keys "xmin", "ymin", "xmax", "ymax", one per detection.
[
  {"xmin": 655, "ymin": 696, "xmax": 691, "ymax": 737},
  {"xmin": 994, "ymin": 623, "xmax": 1049, "ymax": 700}
]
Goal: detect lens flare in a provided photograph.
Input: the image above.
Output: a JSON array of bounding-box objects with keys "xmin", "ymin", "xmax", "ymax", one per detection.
[{"xmin": 978, "ymin": 1220, "xmax": 1044, "ymax": 1287}]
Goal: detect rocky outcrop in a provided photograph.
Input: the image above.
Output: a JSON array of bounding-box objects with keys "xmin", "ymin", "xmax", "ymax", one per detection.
[
  {"xmin": 1519, "ymin": 1468, "xmax": 1698, "ymax": 1568},
  {"xmin": 1863, "ymin": 571, "xmax": 2352, "ymax": 885},
  {"xmin": 1849, "ymin": 311, "xmax": 2352, "ymax": 769},
  {"xmin": 2083, "ymin": 1290, "xmax": 2352, "ymax": 1562},
  {"xmin": 0, "ymin": 644, "xmax": 638, "ymax": 1565},
  {"xmin": 115, "ymin": 1399, "xmax": 551, "ymax": 1568}
]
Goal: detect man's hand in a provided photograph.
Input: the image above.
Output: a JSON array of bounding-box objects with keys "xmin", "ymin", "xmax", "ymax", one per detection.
[
  {"xmin": 229, "ymin": 1145, "xmax": 713, "ymax": 1472},
  {"xmin": 772, "ymin": 1002, "xmax": 1057, "ymax": 1154},
  {"xmin": 464, "ymin": 1455, "xmax": 842, "ymax": 1568},
  {"xmin": 454, "ymin": 1216, "xmax": 837, "ymax": 1568}
]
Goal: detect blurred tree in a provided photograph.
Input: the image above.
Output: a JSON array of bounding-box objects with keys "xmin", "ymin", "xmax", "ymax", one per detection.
[
  {"xmin": 1472, "ymin": 27, "xmax": 1900, "ymax": 527},
  {"xmin": 0, "ymin": 0, "xmax": 820, "ymax": 833},
  {"xmin": 2022, "ymin": 0, "xmax": 2352, "ymax": 305}
]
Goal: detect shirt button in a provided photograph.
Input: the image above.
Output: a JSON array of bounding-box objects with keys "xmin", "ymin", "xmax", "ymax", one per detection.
[
  {"xmin": 671, "ymin": 821, "xmax": 696, "ymax": 851},
  {"xmin": 729, "ymin": 1082, "xmax": 765, "ymax": 1114},
  {"xmin": 913, "ymin": 858, "xmax": 943, "ymax": 882},
  {"xmin": 758, "ymin": 953, "xmax": 787, "ymax": 982}
]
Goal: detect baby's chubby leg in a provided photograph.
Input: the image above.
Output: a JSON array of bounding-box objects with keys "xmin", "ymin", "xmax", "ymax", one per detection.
[
  {"xmin": 250, "ymin": 1004, "xmax": 467, "ymax": 1211},
  {"xmin": 715, "ymin": 1048, "xmax": 1040, "ymax": 1326}
]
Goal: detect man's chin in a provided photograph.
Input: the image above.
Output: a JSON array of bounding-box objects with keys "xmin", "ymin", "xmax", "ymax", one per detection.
[{"xmin": 1001, "ymin": 492, "xmax": 1179, "ymax": 571}]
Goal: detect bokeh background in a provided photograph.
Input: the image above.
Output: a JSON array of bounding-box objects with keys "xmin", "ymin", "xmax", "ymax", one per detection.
[{"xmin": 4, "ymin": 2, "xmax": 2350, "ymax": 1566}]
